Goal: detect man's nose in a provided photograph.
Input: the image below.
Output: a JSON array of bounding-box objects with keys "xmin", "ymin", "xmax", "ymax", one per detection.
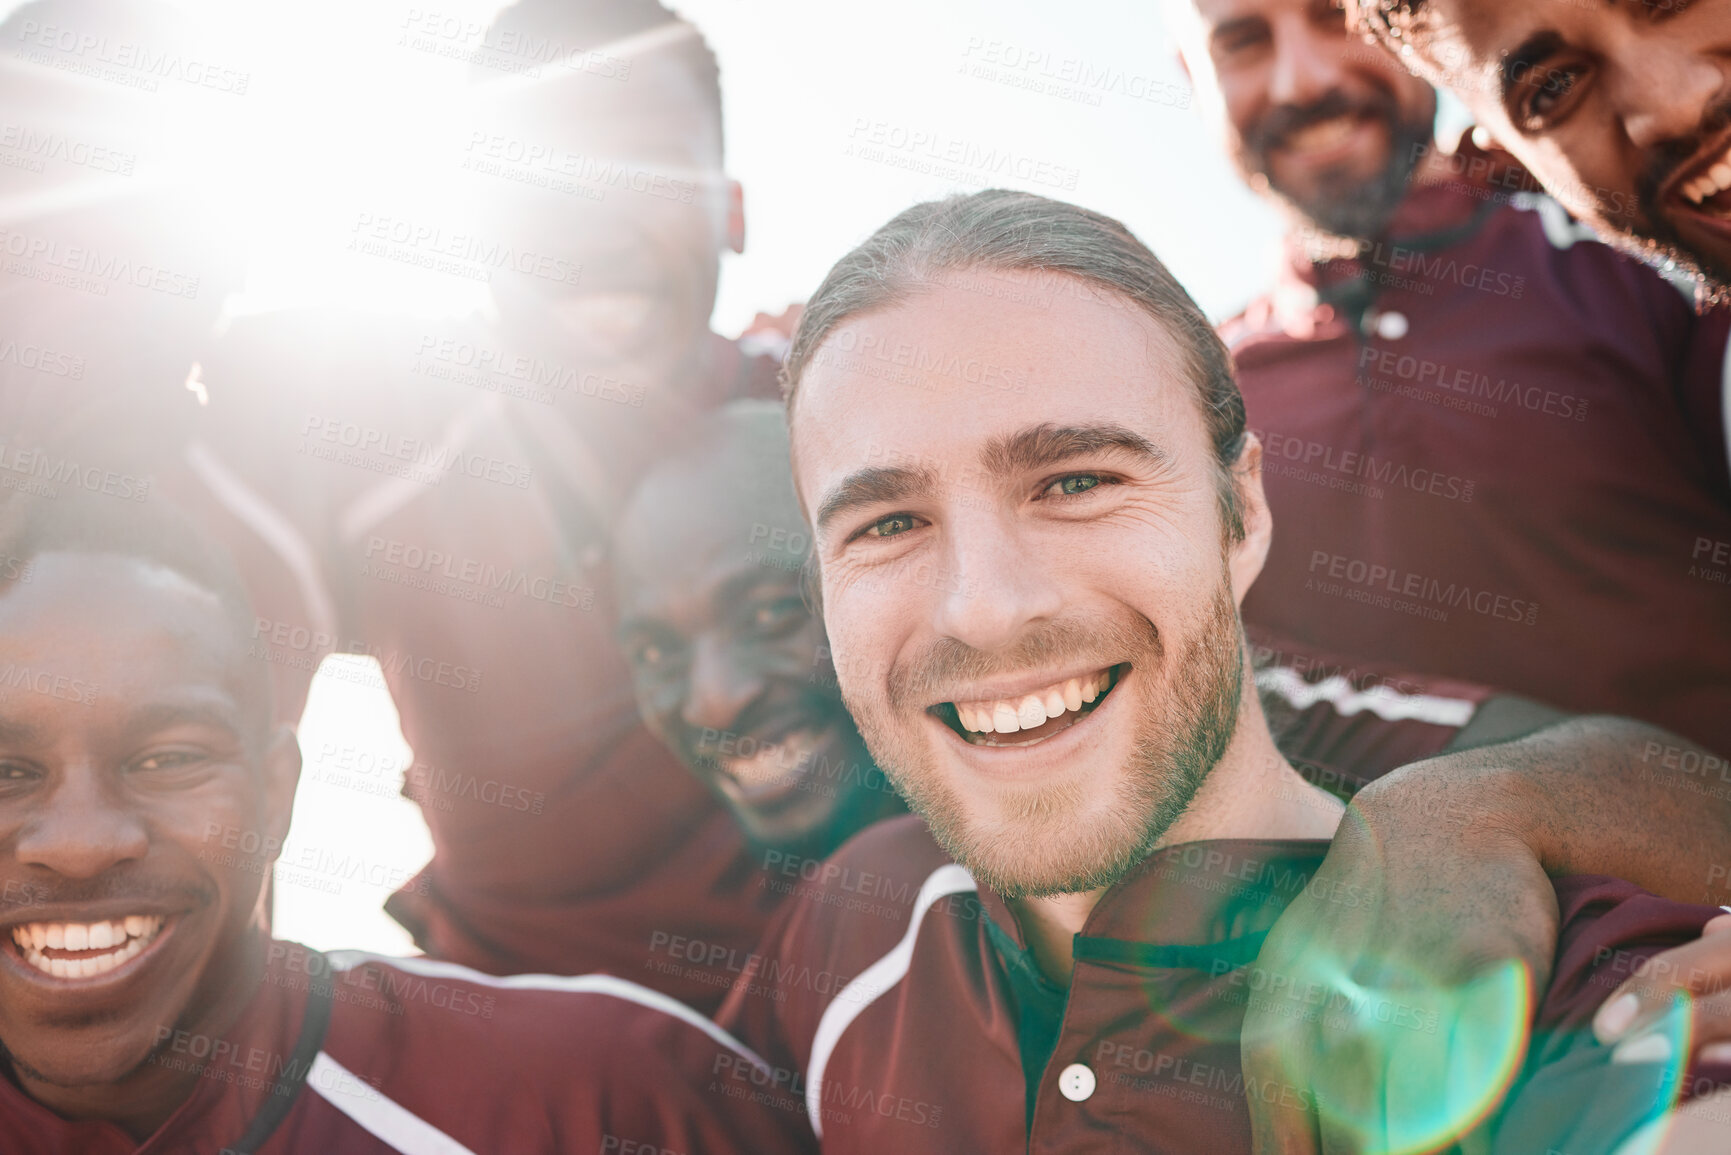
[
  {"xmin": 680, "ymin": 636, "xmax": 764, "ymax": 734},
  {"xmin": 14, "ymin": 763, "xmax": 149, "ymax": 881},
  {"xmin": 1618, "ymin": 39, "xmax": 1724, "ymax": 153},
  {"xmin": 1268, "ymin": 18, "xmax": 1346, "ymax": 110},
  {"xmin": 929, "ymin": 516, "xmax": 1064, "ymax": 654}
]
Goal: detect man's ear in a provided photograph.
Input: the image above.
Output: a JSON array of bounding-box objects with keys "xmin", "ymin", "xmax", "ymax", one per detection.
[
  {"xmin": 726, "ymin": 179, "xmax": 745, "ymax": 255},
  {"xmin": 259, "ymin": 724, "xmax": 302, "ymax": 860},
  {"xmin": 1227, "ymin": 433, "xmax": 1273, "ymax": 607}
]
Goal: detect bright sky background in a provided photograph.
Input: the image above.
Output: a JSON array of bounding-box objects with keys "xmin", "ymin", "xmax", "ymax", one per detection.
[{"xmin": 1, "ymin": 0, "xmax": 1454, "ymax": 954}]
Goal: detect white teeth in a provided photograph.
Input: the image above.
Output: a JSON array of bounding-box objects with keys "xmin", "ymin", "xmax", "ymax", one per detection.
[
  {"xmin": 1284, "ymin": 115, "xmax": 1356, "ymax": 153},
  {"xmin": 1682, "ymin": 147, "xmax": 1731, "ymax": 205},
  {"xmin": 953, "ymin": 668, "xmax": 1116, "ymax": 737},
  {"xmin": 12, "ymin": 915, "xmax": 165, "ymax": 980}
]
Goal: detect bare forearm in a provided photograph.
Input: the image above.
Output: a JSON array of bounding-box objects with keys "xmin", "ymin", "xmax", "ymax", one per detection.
[{"xmin": 1369, "ymin": 716, "xmax": 1731, "ymax": 907}]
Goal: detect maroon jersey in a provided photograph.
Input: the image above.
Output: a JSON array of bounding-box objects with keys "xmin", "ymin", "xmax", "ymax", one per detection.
[
  {"xmin": 689, "ymin": 661, "xmax": 1726, "ymax": 1154},
  {"xmin": 1226, "ymin": 143, "xmax": 1731, "ymax": 756},
  {"xmin": 41, "ymin": 308, "xmax": 788, "ymax": 1012},
  {"xmin": 0, "ymin": 940, "xmax": 788, "ymax": 1154},
  {"xmin": 714, "ymin": 825, "xmax": 1728, "ymax": 1155}
]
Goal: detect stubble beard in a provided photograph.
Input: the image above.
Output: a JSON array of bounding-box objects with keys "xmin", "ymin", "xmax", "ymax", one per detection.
[
  {"xmin": 848, "ymin": 581, "xmax": 1245, "ymax": 900},
  {"xmin": 1242, "ymin": 93, "xmax": 1435, "ymax": 243}
]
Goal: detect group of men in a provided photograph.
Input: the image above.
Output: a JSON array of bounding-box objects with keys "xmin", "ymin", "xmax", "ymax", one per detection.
[{"xmin": 4, "ymin": 0, "xmax": 1731, "ymax": 1150}]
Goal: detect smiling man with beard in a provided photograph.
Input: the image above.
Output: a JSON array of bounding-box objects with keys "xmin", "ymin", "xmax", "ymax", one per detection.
[
  {"xmin": 1350, "ymin": 0, "xmax": 1731, "ymax": 307},
  {"xmin": 1170, "ymin": 0, "xmax": 1731, "ymax": 758},
  {"xmin": 614, "ymin": 400, "xmax": 907, "ymax": 861},
  {"xmin": 700, "ymin": 191, "xmax": 1731, "ymax": 1155},
  {"xmin": 1173, "ymin": 4, "xmax": 1731, "ymax": 1146}
]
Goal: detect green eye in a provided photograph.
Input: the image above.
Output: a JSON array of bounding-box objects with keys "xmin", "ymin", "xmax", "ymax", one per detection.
[
  {"xmin": 1052, "ymin": 475, "xmax": 1101, "ymax": 496},
  {"xmin": 867, "ymin": 514, "xmax": 918, "ymax": 538}
]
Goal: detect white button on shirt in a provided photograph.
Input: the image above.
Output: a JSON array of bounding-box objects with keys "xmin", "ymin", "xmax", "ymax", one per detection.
[
  {"xmin": 1058, "ymin": 1062, "xmax": 1096, "ymax": 1102},
  {"xmin": 1375, "ymin": 310, "xmax": 1410, "ymax": 340}
]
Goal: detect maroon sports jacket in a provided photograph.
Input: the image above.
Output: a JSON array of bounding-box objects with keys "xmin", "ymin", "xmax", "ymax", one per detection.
[{"xmin": 1227, "ymin": 140, "xmax": 1731, "ymax": 756}]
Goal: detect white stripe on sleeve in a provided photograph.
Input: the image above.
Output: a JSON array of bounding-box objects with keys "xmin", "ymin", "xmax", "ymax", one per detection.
[
  {"xmin": 1255, "ymin": 666, "xmax": 1476, "ymax": 727},
  {"xmin": 306, "ymin": 1051, "xmax": 478, "ymax": 1155},
  {"xmin": 803, "ymin": 863, "xmax": 977, "ymax": 1139},
  {"xmin": 322, "ymin": 952, "xmax": 773, "ymax": 1078}
]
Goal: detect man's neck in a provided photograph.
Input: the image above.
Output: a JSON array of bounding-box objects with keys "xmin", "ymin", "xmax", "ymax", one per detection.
[
  {"xmin": 1008, "ymin": 687, "xmax": 1343, "ymax": 987},
  {"xmin": 14, "ymin": 931, "xmax": 271, "ymax": 1142}
]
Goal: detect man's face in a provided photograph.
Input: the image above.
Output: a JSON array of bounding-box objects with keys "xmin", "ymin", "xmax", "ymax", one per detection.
[
  {"xmin": 0, "ymin": 554, "xmax": 294, "ymax": 1089},
  {"xmin": 789, "ymin": 270, "xmax": 1268, "ymax": 899},
  {"xmin": 615, "ymin": 454, "xmax": 879, "ymax": 851},
  {"xmin": 1397, "ymin": 0, "xmax": 1731, "ymax": 292},
  {"xmin": 476, "ymin": 51, "xmax": 734, "ymax": 403},
  {"xmin": 1177, "ymin": 0, "xmax": 1438, "ymax": 237}
]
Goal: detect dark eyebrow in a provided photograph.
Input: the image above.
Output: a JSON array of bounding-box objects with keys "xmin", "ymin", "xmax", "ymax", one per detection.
[
  {"xmin": 814, "ymin": 464, "xmax": 941, "ymax": 532},
  {"xmin": 1501, "ymin": 30, "xmax": 1566, "ymax": 104},
  {"xmin": 1209, "ymin": 14, "xmax": 1268, "ymax": 51},
  {"xmin": 979, "ymin": 423, "xmax": 1169, "ymax": 478},
  {"xmin": 0, "ymin": 717, "xmax": 39, "ymax": 746}
]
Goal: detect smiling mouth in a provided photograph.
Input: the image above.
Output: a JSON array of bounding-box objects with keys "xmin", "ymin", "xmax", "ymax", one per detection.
[
  {"xmin": 9, "ymin": 915, "xmax": 168, "ymax": 980},
  {"xmin": 715, "ymin": 727, "xmax": 830, "ymax": 798},
  {"xmin": 1675, "ymin": 137, "xmax": 1731, "ymax": 218},
  {"xmin": 937, "ymin": 664, "xmax": 1125, "ymax": 748},
  {"xmin": 1276, "ymin": 112, "xmax": 1375, "ymax": 160}
]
